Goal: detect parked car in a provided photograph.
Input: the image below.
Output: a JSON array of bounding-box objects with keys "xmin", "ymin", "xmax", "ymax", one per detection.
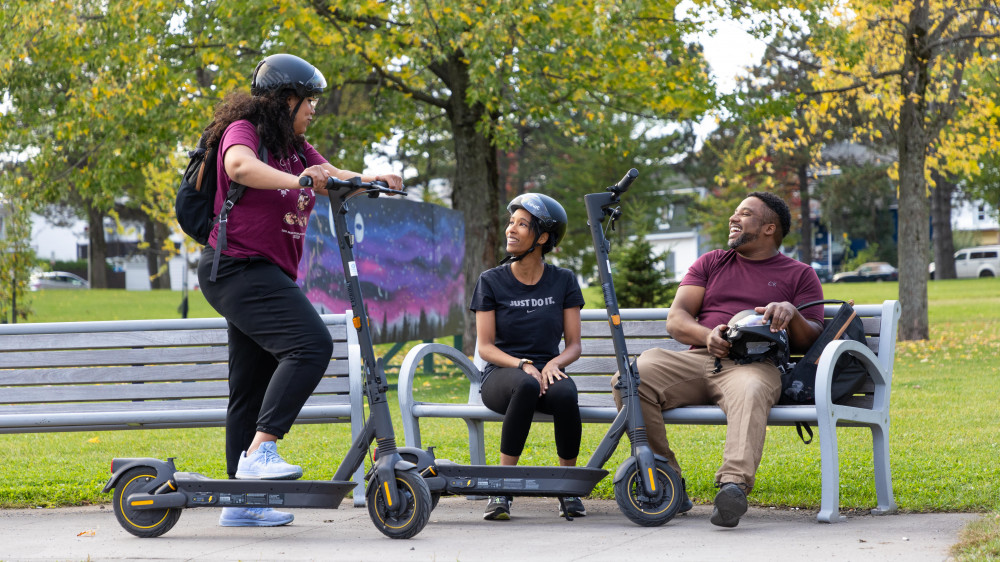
[
  {"xmin": 929, "ymin": 245, "xmax": 999, "ymax": 279},
  {"xmin": 29, "ymin": 271, "xmax": 90, "ymax": 291},
  {"xmin": 811, "ymin": 262, "xmax": 833, "ymax": 283},
  {"xmin": 832, "ymin": 262, "xmax": 898, "ymax": 283}
]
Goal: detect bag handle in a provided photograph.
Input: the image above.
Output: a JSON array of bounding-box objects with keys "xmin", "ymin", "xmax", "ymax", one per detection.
[{"xmin": 795, "ymin": 298, "xmax": 854, "ymax": 312}]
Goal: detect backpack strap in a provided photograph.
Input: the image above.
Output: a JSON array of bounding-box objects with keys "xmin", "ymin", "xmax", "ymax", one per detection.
[
  {"xmin": 795, "ymin": 422, "xmax": 814, "ymax": 445},
  {"xmin": 209, "ymin": 144, "xmax": 269, "ymax": 282}
]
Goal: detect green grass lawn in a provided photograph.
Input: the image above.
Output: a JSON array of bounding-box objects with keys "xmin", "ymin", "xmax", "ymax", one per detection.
[{"xmin": 3, "ymin": 279, "xmax": 999, "ymax": 552}]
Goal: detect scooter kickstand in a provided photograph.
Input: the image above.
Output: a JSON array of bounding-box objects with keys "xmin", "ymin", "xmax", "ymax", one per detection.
[{"xmin": 557, "ymin": 497, "xmax": 574, "ymax": 522}]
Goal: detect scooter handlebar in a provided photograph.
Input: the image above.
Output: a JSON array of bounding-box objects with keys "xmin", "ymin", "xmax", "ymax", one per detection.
[
  {"xmin": 298, "ymin": 175, "xmax": 407, "ymax": 196},
  {"xmin": 609, "ymin": 168, "xmax": 639, "ymax": 194}
]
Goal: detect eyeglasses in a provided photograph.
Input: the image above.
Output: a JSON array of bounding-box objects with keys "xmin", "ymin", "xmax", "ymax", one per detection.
[{"xmin": 307, "ymin": 97, "xmax": 319, "ymax": 109}]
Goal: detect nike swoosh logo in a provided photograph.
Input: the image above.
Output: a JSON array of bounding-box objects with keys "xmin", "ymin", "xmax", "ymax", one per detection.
[{"xmin": 526, "ymin": 309, "xmax": 536, "ymax": 314}]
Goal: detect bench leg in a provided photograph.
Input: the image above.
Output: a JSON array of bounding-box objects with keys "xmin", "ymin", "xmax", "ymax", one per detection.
[
  {"xmin": 816, "ymin": 417, "xmax": 845, "ymax": 523},
  {"xmin": 402, "ymin": 415, "xmax": 422, "ymax": 450},
  {"xmin": 870, "ymin": 422, "xmax": 898, "ymax": 515},
  {"xmin": 466, "ymin": 419, "xmax": 487, "ymax": 466}
]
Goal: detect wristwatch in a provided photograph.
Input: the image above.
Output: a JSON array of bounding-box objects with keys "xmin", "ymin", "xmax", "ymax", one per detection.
[{"xmin": 518, "ymin": 358, "xmax": 533, "ymax": 370}]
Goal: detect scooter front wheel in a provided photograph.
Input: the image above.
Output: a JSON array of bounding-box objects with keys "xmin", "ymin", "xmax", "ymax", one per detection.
[
  {"xmin": 112, "ymin": 467, "xmax": 181, "ymax": 537},
  {"xmin": 614, "ymin": 459, "xmax": 682, "ymax": 527},
  {"xmin": 366, "ymin": 468, "xmax": 432, "ymax": 539}
]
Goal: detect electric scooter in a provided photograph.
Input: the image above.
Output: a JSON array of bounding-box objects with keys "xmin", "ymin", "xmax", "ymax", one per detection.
[
  {"xmin": 104, "ymin": 176, "xmax": 432, "ymax": 539},
  {"xmin": 399, "ymin": 168, "xmax": 684, "ymax": 526}
]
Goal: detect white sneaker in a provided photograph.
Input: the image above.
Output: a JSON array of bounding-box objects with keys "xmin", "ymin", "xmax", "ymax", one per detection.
[
  {"xmin": 235, "ymin": 441, "xmax": 303, "ymax": 480},
  {"xmin": 219, "ymin": 507, "xmax": 294, "ymax": 527}
]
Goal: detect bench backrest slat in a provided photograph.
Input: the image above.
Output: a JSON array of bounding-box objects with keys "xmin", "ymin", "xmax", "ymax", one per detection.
[
  {"xmin": 0, "ymin": 325, "xmax": 349, "ymax": 353},
  {"xmin": 0, "ymin": 361, "xmax": 351, "ymax": 387},
  {"xmin": 4, "ymin": 377, "xmax": 351, "ymax": 404},
  {"xmin": 0, "ymin": 340, "xmax": 352, "ymax": 369}
]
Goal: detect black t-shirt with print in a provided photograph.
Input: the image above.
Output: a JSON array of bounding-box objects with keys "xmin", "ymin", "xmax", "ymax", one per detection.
[{"xmin": 469, "ymin": 263, "xmax": 585, "ymax": 377}]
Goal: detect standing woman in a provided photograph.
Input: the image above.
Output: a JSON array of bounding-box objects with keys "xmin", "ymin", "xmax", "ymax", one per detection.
[
  {"xmin": 470, "ymin": 193, "xmax": 586, "ymax": 521},
  {"xmin": 197, "ymin": 54, "xmax": 403, "ymax": 528}
]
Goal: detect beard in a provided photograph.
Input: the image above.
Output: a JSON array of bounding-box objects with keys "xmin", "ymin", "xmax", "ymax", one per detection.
[{"xmin": 728, "ymin": 230, "xmax": 758, "ymax": 250}]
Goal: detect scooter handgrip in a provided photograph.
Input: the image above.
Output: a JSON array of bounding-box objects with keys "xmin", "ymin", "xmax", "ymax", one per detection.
[{"xmin": 616, "ymin": 168, "xmax": 639, "ymax": 192}]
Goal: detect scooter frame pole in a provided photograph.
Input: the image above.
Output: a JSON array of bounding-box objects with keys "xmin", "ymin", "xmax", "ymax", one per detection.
[
  {"xmin": 323, "ymin": 180, "xmax": 407, "ymax": 510},
  {"xmin": 581, "ymin": 169, "xmax": 658, "ymax": 498}
]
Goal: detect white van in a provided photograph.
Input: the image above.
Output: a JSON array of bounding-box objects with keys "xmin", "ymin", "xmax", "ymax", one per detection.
[{"xmin": 929, "ymin": 245, "xmax": 1000, "ymax": 279}]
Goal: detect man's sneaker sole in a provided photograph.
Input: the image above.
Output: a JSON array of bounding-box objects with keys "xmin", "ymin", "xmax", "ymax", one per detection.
[{"xmin": 710, "ymin": 484, "xmax": 748, "ymax": 528}]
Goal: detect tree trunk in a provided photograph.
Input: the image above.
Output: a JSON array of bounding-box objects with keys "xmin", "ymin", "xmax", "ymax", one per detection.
[
  {"xmin": 930, "ymin": 171, "xmax": 957, "ymax": 280},
  {"xmin": 144, "ymin": 216, "xmax": 172, "ymax": 290},
  {"xmin": 797, "ymin": 163, "xmax": 812, "ymax": 264},
  {"xmin": 444, "ymin": 56, "xmax": 501, "ymax": 355},
  {"xmin": 896, "ymin": 2, "xmax": 931, "ymax": 341},
  {"xmin": 85, "ymin": 204, "xmax": 108, "ymax": 289}
]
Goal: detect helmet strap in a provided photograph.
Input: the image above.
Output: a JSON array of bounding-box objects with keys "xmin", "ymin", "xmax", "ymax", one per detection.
[
  {"xmin": 290, "ymin": 96, "xmax": 305, "ymax": 119},
  {"xmin": 499, "ymin": 232, "xmax": 542, "ymax": 265}
]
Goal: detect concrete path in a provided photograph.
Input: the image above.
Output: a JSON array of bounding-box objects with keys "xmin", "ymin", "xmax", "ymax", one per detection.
[{"xmin": 0, "ymin": 498, "xmax": 977, "ymax": 562}]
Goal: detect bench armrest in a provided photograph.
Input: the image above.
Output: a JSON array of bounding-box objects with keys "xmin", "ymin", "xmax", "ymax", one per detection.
[{"xmin": 398, "ymin": 343, "xmax": 482, "ymax": 449}]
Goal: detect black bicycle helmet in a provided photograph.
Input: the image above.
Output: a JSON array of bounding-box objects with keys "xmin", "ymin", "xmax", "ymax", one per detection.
[
  {"xmin": 725, "ymin": 310, "xmax": 790, "ymax": 367},
  {"xmin": 507, "ymin": 193, "xmax": 568, "ymax": 249},
  {"xmin": 251, "ymin": 54, "xmax": 327, "ymax": 98}
]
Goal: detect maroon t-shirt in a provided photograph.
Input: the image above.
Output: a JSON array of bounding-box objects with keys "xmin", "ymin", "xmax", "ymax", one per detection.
[
  {"xmin": 208, "ymin": 120, "xmax": 327, "ymax": 280},
  {"xmin": 681, "ymin": 249, "xmax": 824, "ymax": 332}
]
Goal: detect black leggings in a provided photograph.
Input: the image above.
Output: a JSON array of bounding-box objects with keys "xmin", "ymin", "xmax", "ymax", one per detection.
[
  {"xmin": 480, "ymin": 367, "xmax": 582, "ymax": 460},
  {"xmin": 198, "ymin": 247, "xmax": 333, "ymax": 478}
]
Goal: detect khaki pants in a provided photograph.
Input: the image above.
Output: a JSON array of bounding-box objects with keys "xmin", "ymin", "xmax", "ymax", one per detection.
[{"xmin": 612, "ymin": 348, "xmax": 781, "ymax": 492}]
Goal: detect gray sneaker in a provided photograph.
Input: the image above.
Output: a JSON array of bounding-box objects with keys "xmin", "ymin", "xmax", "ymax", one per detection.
[
  {"xmin": 219, "ymin": 507, "xmax": 294, "ymax": 527},
  {"xmin": 235, "ymin": 441, "xmax": 303, "ymax": 480},
  {"xmin": 483, "ymin": 496, "xmax": 512, "ymax": 520}
]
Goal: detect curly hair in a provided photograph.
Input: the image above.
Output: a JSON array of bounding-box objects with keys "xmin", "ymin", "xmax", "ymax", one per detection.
[
  {"xmin": 203, "ymin": 89, "xmax": 304, "ymax": 158},
  {"xmin": 748, "ymin": 191, "xmax": 791, "ymax": 241}
]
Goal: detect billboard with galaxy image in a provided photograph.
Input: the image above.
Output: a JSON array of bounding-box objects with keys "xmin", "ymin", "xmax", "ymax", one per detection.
[{"xmin": 297, "ymin": 196, "xmax": 465, "ymax": 344}]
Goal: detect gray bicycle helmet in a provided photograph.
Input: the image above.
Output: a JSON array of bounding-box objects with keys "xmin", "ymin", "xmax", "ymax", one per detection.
[
  {"xmin": 251, "ymin": 54, "xmax": 327, "ymax": 98},
  {"xmin": 725, "ymin": 310, "xmax": 790, "ymax": 367},
  {"xmin": 507, "ymin": 193, "xmax": 568, "ymax": 250}
]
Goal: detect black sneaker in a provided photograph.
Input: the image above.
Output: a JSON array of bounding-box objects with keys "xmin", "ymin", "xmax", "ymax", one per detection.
[
  {"xmin": 483, "ymin": 495, "xmax": 512, "ymax": 520},
  {"xmin": 710, "ymin": 483, "xmax": 748, "ymax": 528},
  {"xmin": 559, "ymin": 496, "xmax": 587, "ymax": 518}
]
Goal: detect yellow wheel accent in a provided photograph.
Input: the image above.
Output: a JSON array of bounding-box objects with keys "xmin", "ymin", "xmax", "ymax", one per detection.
[{"xmin": 118, "ymin": 473, "xmax": 171, "ymax": 530}]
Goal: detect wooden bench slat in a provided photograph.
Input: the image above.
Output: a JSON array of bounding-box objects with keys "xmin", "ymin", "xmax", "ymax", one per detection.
[
  {"xmin": 0, "ymin": 325, "xmax": 349, "ymax": 352},
  {"xmin": 0, "ymin": 361, "xmax": 351, "ymax": 386},
  {"xmin": 0, "ymin": 341, "xmax": 352, "ymax": 369},
  {"xmin": 2, "ymin": 376, "xmax": 352, "ymax": 404},
  {"xmin": 0, "ymin": 393, "xmax": 352, "ymax": 416}
]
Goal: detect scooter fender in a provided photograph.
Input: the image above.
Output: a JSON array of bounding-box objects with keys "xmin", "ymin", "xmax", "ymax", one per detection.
[
  {"xmin": 102, "ymin": 458, "xmax": 177, "ymax": 493},
  {"xmin": 364, "ymin": 458, "xmax": 419, "ymax": 483},
  {"xmin": 612, "ymin": 453, "xmax": 671, "ymax": 485},
  {"xmin": 397, "ymin": 446, "xmax": 437, "ymax": 473}
]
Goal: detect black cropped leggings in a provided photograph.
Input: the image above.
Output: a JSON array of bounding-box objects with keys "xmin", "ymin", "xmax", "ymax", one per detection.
[
  {"xmin": 480, "ymin": 367, "xmax": 582, "ymax": 460},
  {"xmin": 199, "ymin": 247, "xmax": 333, "ymax": 478}
]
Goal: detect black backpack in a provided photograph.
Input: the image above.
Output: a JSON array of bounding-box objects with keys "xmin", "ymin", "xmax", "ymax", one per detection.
[
  {"xmin": 780, "ymin": 299, "xmax": 870, "ymax": 443},
  {"xmin": 780, "ymin": 299, "xmax": 870, "ymax": 406},
  {"xmin": 173, "ymin": 125, "xmax": 267, "ymax": 281}
]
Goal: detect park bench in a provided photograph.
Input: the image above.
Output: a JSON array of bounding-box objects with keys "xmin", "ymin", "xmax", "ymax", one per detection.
[
  {"xmin": 398, "ymin": 301, "xmax": 901, "ymax": 523},
  {"xmin": 0, "ymin": 313, "xmax": 367, "ymax": 505}
]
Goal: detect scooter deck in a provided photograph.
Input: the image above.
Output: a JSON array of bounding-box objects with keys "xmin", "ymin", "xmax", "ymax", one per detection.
[
  {"xmin": 163, "ymin": 472, "xmax": 356, "ymax": 509},
  {"xmin": 434, "ymin": 462, "xmax": 608, "ymax": 497}
]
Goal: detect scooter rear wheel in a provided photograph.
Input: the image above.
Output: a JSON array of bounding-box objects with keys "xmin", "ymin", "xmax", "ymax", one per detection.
[
  {"xmin": 366, "ymin": 468, "xmax": 432, "ymax": 539},
  {"xmin": 614, "ymin": 459, "xmax": 682, "ymax": 527},
  {"xmin": 112, "ymin": 467, "xmax": 181, "ymax": 538}
]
